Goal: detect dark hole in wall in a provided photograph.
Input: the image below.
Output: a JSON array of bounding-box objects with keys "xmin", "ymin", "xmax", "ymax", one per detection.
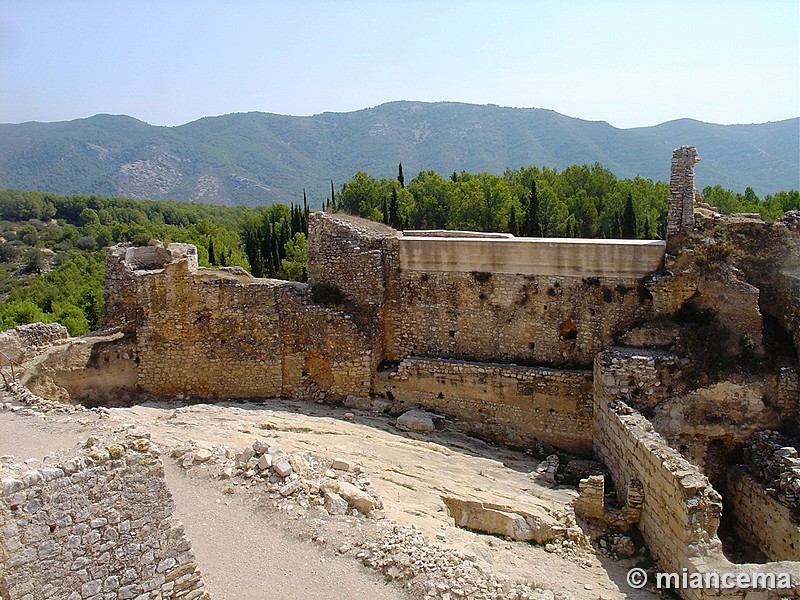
[
  {"xmin": 559, "ymin": 319, "xmax": 578, "ymax": 341},
  {"xmin": 762, "ymin": 313, "xmax": 798, "ymax": 361},
  {"xmin": 676, "ymin": 301, "xmax": 716, "ymax": 325},
  {"xmin": 708, "ymin": 440, "xmax": 769, "ymax": 564},
  {"xmin": 602, "ymin": 288, "xmax": 614, "ymax": 303},
  {"xmin": 471, "ymin": 271, "xmax": 492, "ymax": 283}
]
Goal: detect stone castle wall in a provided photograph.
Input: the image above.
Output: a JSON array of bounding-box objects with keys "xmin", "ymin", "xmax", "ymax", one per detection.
[
  {"xmin": 377, "ymin": 357, "xmax": 593, "ymax": 453},
  {"xmin": 0, "ymin": 437, "xmax": 208, "ymax": 600},
  {"xmin": 308, "ymin": 213, "xmax": 666, "ymax": 369},
  {"xmin": 394, "ymin": 270, "xmax": 654, "ymax": 369},
  {"xmin": 107, "ymin": 245, "xmax": 371, "ymax": 401}
]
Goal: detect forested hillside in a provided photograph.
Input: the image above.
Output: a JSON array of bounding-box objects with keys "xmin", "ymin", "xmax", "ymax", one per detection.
[
  {"xmin": 1, "ymin": 102, "xmax": 796, "ymax": 205},
  {"xmin": 0, "ymin": 161, "xmax": 796, "ymax": 336}
]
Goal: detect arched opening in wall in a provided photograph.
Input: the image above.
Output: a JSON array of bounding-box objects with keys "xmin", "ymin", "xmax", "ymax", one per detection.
[{"xmin": 558, "ymin": 319, "xmax": 578, "ymax": 341}]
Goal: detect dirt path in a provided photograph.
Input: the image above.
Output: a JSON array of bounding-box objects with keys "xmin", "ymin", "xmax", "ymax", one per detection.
[{"xmin": 162, "ymin": 461, "xmax": 409, "ymax": 600}]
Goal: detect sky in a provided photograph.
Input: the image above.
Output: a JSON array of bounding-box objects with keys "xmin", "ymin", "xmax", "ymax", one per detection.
[{"xmin": 1, "ymin": 1, "xmax": 798, "ymax": 129}]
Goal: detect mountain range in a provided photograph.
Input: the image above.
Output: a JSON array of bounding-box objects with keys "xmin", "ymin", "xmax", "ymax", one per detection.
[{"xmin": 0, "ymin": 101, "xmax": 797, "ymax": 207}]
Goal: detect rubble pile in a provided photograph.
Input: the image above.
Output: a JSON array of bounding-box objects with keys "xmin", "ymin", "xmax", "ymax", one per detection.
[
  {"xmin": 352, "ymin": 524, "xmax": 573, "ymax": 600},
  {"xmin": 741, "ymin": 430, "xmax": 800, "ymax": 518},
  {"xmin": 171, "ymin": 439, "xmax": 384, "ymax": 517},
  {"xmin": 1, "ymin": 380, "xmax": 90, "ymax": 415},
  {"xmin": 173, "ymin": 440, "xmax": 575, "ymax": 600},
  {"xmin": 780, "ymin": 210, "xmax": 800, "ymax": 231}
]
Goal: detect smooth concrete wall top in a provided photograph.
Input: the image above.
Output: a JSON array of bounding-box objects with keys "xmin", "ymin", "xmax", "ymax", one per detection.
[{"xmin": 399, "ymin": 236, "xmax": 667, "ymax": 278}]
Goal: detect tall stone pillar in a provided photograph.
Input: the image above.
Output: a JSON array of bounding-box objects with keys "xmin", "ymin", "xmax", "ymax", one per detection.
[{"xmin": 666, "ymin": 145, "xmax": 700, "ymax": 237}]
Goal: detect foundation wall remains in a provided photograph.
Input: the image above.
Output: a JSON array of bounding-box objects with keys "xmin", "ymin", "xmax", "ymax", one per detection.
[
  {"xmin": 593, "ymin": 348, "xmax": 799, "ymax": 599},
  {"xmin": 377, "ymin": 357, "xmax": 593, "ymax": 453},
  {"xmin": 0, "ymin": 437, "xmax": 208, "ymax": 600},
  {"xmin": 728, "ymin": 467, "xmax": 800, "ymax": 562}
]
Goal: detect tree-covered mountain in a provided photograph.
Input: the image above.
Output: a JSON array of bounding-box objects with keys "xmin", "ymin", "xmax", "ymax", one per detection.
[{"xmin": 0, "ymin": 102, "xmax": 796, "ymax": 206}]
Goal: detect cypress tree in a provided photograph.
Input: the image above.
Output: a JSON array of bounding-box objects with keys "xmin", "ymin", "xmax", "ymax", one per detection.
[
  {"xmin": 382, "ymin": 195, "xmax": 389, "ymax": 225},
  {"xmin": 330, "ymin": 181, "xmax": 336, "ymax": 210},
  {"xmin": 508, "ymin": 205, "xmax": 519, "ymax": 236},
  {"xmin": 208, "ymin": 238, "xmax": 216, "ymax": 265},
  {"xmin": 523, "ymin": 180, "xmax": 540, "ymax": 236},
  {"xmin": 389, "ymin": 187, "xmax": 400, "ymax": 229},
  {"xmin": 398, "ymin": 163, "xmax": 405, "ymax": 188},
  {"xmin": 621, "ymin": 192, "xmax": 637, "ymax": 239}
]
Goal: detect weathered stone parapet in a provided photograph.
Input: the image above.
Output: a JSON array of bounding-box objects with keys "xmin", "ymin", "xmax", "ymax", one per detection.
[
  {"xmin": 667, "ymin": 145, "xmax": 701, "ymax": 237},
  {"xmin": 0, "ymin": 435, "xmax": 209, "ymax": 600},
  {"xmin": 400, "ymin": 236, "xmax": 666, "ymax": 279}
]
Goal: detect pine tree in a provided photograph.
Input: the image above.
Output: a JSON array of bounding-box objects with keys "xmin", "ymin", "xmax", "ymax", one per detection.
[
  {"xmin": 398, "ymin": 163, "xmax": 405, "ymax": 188},
  {"xmin": 621, "ymin": 192, "xmax": 637, "ymax": 239}
]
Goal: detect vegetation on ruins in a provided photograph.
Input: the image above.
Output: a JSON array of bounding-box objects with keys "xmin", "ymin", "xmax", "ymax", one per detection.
[{"xmin": 0, "ymin": 166, "xmax": 796, "ymax": 336}]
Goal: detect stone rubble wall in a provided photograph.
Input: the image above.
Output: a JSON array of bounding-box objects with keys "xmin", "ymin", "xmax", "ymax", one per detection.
[
  {"xmin": 395, "ymin": 271, "xmax": 654, "ymax": 369},
  {"xmin": 110, "ymin": 244, "xmax": 371, "ymax": 402},
  {"xmin": 0, "ymin": 436, "xmax": 208, "ymax": 600},
  {"xmin": 377, "ymin": 357, "xmax": 593, "ymax": 453},
  {"xmin": 594, "ymin": 348, "xmax": 800, "ymax": 599},
  {"xmin": 0, "ymin": 323, "xmax": 69, "ymax": 366},
  {"xmin": 667, "ymin": 145, "xmax": 700, "ymax": 237},
  {"xmin": 728, "ymin": 467, "xmax": 800, "ymax": 562},
  {"xmin": 307, "ymin": 211, "xmax": 402, "ymax": 364},
  {"xmin": 740, "ymin": 430, "xmax": 800, "ymax": 518}
]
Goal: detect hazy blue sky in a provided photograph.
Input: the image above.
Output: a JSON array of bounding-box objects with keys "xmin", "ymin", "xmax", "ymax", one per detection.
[{"xmin": 1, "ymin": 1, "xmax": 798, "ymax": 128}]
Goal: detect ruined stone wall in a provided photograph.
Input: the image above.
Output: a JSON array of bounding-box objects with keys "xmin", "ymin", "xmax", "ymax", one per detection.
[
  {"xmin": 728, "ymin": 467, "xmax": 800, "ymax": 562},
  {"xmin": 109, "ymin": 244, "xmax": 371, "ymax": 402},
  {"xmin": 308, "ymin": 212, "xmax": 402, "ymax": 363},
  {"xmin": 0, "ymin": 437, "xmax": 208, "ymax": 600},
  {"xmin": 593, "ymin": 350, "xmax": 723, "ymax": 575},
  {"xmin": 377, "ymin": 357, "xmax": 593, "ymax": 453},
  {"xmin": 594, "ymin": 348, "xmax": 799, "ymax": 599},
  {"xmin": 0, "ymin": 322, "xmax": 69, "ymax": 366},
  {"xmin": 396, "ymin": 271, "xmax": 654, "ymax": 368},
  {"xmin": 667, "ymin": 145, "xmax": 700, "ymax": 237}
]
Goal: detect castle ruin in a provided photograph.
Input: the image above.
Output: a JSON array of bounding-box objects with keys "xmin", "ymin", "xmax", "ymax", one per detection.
[{"xmin": 2, "ymin": 147, "xmax": 800, "ymax": 599}]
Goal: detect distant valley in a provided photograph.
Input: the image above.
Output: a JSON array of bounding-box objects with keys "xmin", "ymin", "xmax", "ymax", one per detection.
[{"xmin": 0, "ymin": 101, "xmax": 797, "ymax": 206}]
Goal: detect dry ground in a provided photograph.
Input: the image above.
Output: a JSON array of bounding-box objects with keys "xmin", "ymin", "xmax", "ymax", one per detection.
[{"xmin": 0, "ymin": 396, "xmax": 659, "ymax": 600}]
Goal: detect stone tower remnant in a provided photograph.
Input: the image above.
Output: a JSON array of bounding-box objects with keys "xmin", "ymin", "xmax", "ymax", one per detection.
[{"xmin": 667, "ymin": 145, "xmax": 700, "ymax": 237}]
